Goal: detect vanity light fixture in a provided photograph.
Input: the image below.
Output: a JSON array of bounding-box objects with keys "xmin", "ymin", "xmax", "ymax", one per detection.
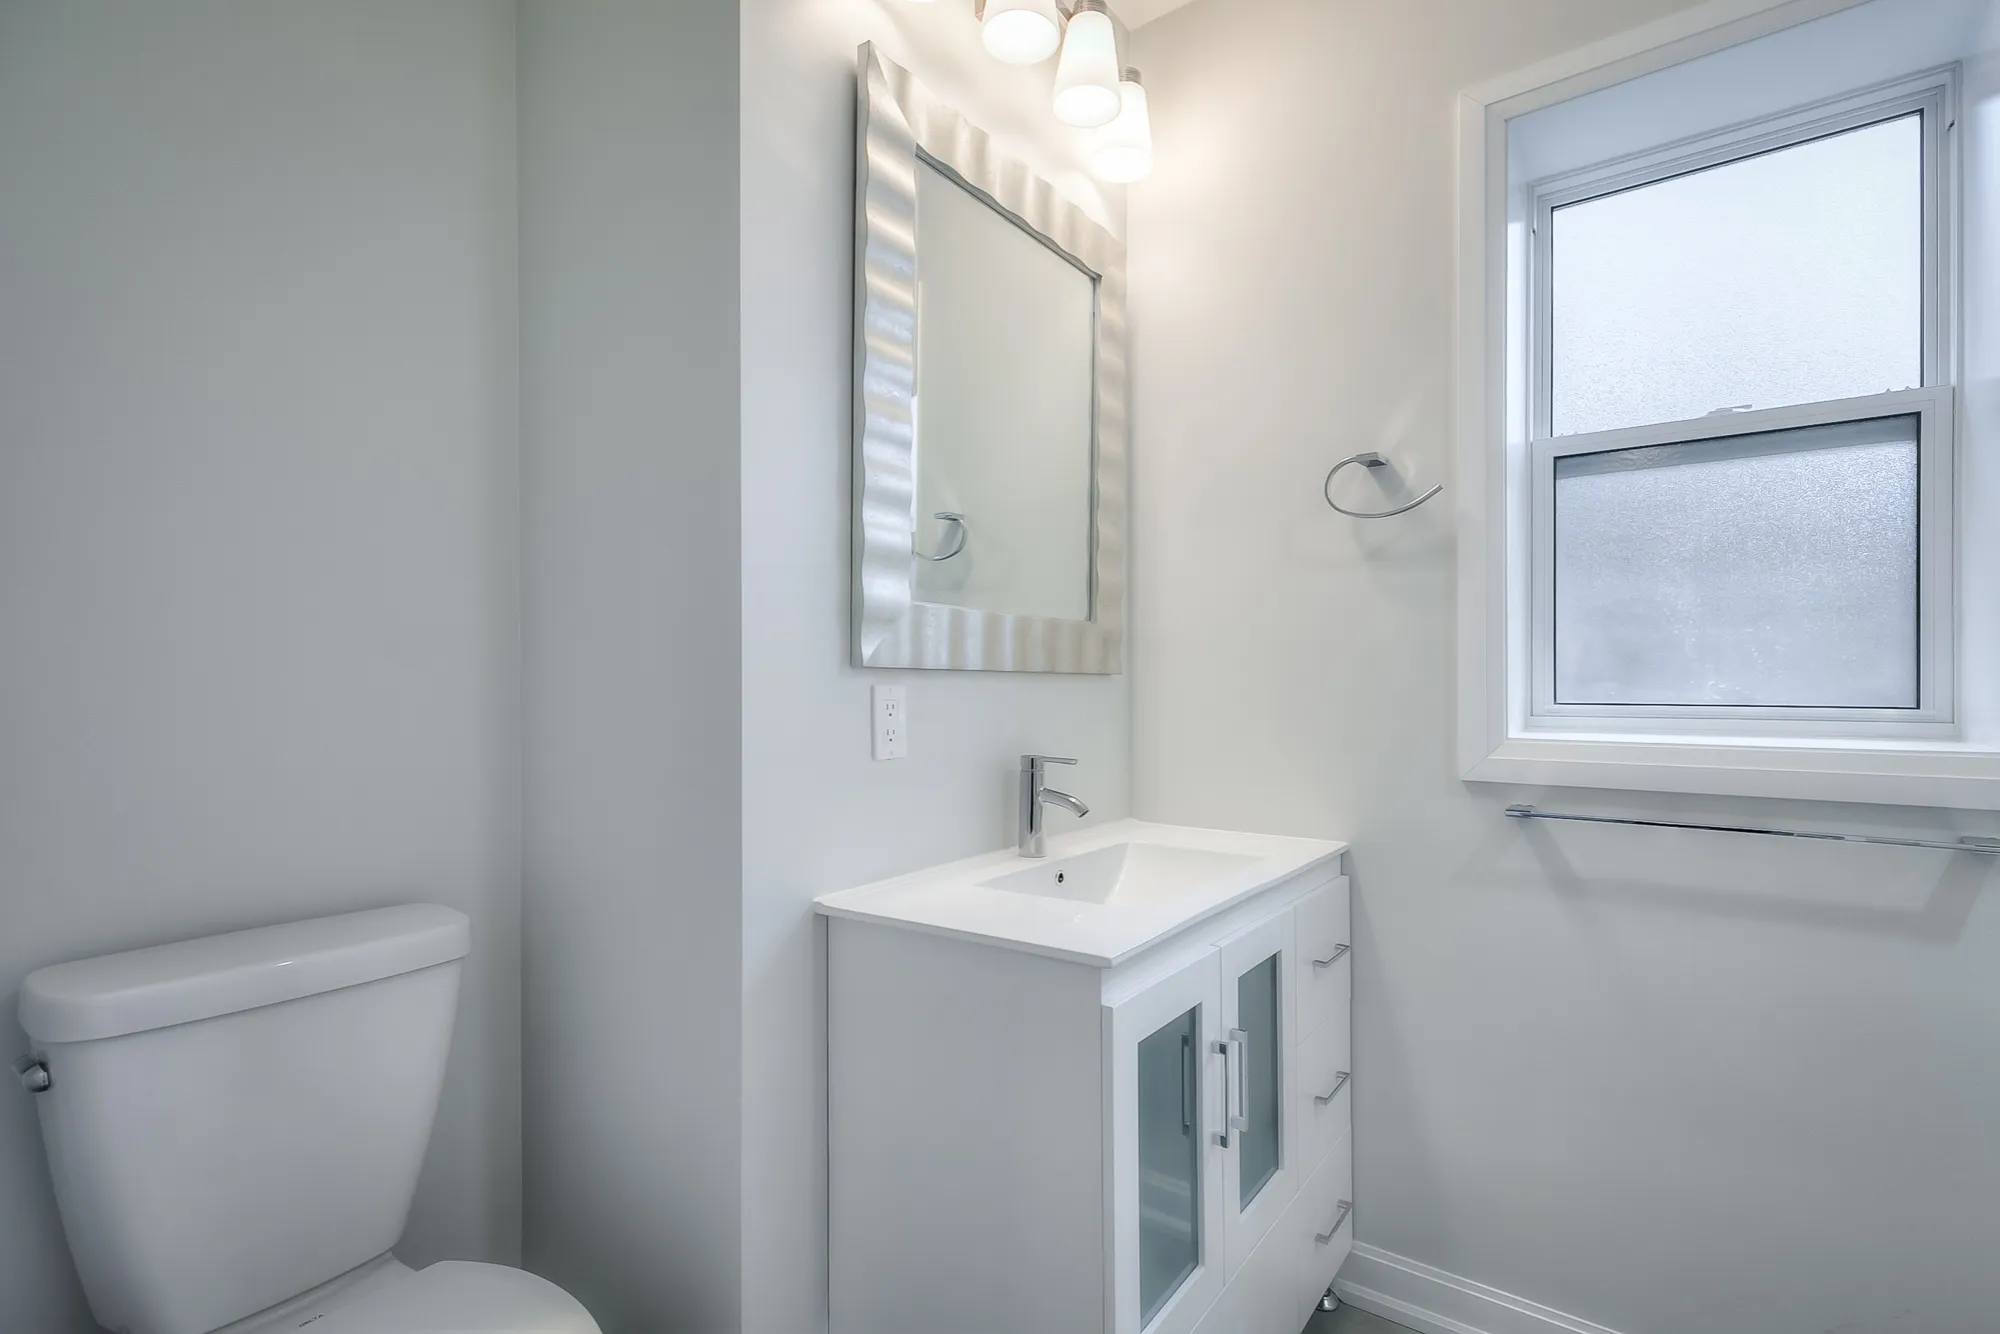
[
  {"xmin": 979, "ymin": 0, "xmax": 1063, "ymax": 64},
  {"xmin": 1052, "ymin": 0, "xmax": 1122, "ymax": 128},
  {"xmin": 1090, "ymin": 66, "xmax": 1153, "ymax": 182}
]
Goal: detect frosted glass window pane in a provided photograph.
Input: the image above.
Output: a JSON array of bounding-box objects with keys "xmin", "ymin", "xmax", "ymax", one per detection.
[
  {"xmin": 1551, "ymin": 115, "xmax": 1923, "ymax": 436},
  {"xmin": 1553, "ymin": 416, "xmax": 1918, "ymax": 707}
]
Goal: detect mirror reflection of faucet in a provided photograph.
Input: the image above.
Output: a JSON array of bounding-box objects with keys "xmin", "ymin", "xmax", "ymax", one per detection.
[
  {"xmin": 914, "ymin": 511, "xmax": 967, "ymax": 561},
  {"xmin": 1018, "ymin": 754, "xmax": 1089, "ymax": 857}
]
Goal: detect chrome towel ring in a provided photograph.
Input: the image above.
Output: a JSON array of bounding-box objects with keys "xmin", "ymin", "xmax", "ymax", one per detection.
[
  {"xmin": 915, "ymin": 511, "xmax": 968, "ymax": 561},
  {"xmin": 1322, "ymin": 452, "xmax": 1443, "ymax": 519}
]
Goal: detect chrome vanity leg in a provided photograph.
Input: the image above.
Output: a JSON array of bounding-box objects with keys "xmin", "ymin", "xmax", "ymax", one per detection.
[{"xmin": 1317, "ymin": 1287, "xmax": 1340, "ymax": 1313}]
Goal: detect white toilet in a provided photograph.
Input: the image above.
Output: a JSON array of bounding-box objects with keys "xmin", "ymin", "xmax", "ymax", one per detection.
[{"xmin": 16, "ymin": 904, "xmax": 600, "ymax": 1334}]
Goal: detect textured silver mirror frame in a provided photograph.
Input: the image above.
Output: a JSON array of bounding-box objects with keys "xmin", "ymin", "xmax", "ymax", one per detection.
[{"xmin": 851, "ymin": 43, "xmax": 1128, "ymax": 674}]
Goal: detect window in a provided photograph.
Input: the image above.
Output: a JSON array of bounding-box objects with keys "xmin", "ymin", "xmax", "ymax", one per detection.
[
  {"xmin": 1546, "ymin": 114, "xmax": 1925, "ymax": 437},
  {"xmin": 1525, "ymin": 75, "xmax": 1954, "ymax": 735},
  {"xmin": 1456, "ymin": 0, "xmax": 2000, "ymax": 806},
  {"xmin": 1542, "ymin": 406, "xmax": 1931, "ymax": 714}
]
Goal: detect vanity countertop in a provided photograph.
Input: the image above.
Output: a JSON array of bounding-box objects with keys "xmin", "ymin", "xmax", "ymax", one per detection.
[{"xmin": 813, "ymin": 819, "xmax": 1347, "ymax": 967}]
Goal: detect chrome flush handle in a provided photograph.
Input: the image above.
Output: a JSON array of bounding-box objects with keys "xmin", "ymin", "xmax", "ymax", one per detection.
[{"xmin": 14, "ymin": 1055, "xmax": 50, "ymax": 1094}]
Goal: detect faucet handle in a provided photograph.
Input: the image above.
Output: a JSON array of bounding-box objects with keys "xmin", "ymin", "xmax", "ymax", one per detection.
[{"xmin": 1021, "ymin": 754, "xmax": 1078, "ymax": 770}]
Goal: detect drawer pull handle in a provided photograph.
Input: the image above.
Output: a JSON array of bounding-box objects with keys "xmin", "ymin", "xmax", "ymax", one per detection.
[
  {"xmin": 1315, "ymin": 1200, "xmax": 1353, "ymax": 1245},
  {"xmin": 1311, "ymin": 944, "xmax": 1350, "ymax": 969},
  {"xmin": 1313, "ymin": 1071, "xmax": 1350, "ymax": 1106}
]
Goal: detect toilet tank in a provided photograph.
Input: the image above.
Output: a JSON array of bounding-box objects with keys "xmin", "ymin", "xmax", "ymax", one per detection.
[{"xmin": 18, "ymin": 904, "xmax": 471, "ymax": 1334}]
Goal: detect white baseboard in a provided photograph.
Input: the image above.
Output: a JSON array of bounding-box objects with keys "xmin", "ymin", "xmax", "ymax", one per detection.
[{"xmin": 1334, "ymin": 1244, "xmax": 1631, "ymax": 1334}]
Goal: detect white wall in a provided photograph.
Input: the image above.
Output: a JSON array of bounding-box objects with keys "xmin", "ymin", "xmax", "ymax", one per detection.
[
  {"xmin": 740, "ymin": 5, "xmax": 1131, "ymax": 1329},
  {"xmin": 0, "ymin": 5, "xmax": 522, "ymax": 1331},
  {"xmin": 517, "ymin": 2, "xmax": 744, "ymax": 1331},
  {"xmin": 1130, "ymin": 1, "xmax": 2000, "ymax": 1332}
]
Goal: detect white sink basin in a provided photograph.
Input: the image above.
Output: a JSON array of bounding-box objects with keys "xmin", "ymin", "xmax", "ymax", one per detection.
[
  {"xmin": 978, "ymin": 842, "xmax": 1262, "ymax": 906},
  {"xmin": 814, "ymin": 820, "xmax": 1348, "ymax": 966}
]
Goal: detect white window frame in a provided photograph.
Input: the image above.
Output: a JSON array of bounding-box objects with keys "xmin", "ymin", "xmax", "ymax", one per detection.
[{"xmin": 1455, "ymin": 0, "xmax": 2000, "ymax": 809}]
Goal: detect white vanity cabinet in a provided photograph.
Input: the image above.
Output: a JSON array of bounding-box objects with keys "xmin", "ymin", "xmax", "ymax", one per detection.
[{"xmin": 821, "ymin": 822, "xmax": 1352, "ymax": 1334}]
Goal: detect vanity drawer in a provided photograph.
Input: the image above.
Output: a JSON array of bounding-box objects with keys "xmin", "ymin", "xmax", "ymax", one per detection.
[
  {"xmin": 1298, "ymin": 1007, "xmax": 1351, "ymax": 1174},
  {"xmin": 1290, "ymin": 1130, "xmax": 1354, "ymax": 1325},
  {"xmin": 1295, "ymin": 877, "xmax": 1350, "ymax": 1042}
]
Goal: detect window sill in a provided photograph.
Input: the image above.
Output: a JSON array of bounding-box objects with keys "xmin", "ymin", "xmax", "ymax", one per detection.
[{"xmin": 1463, "ymin": 735, "xmax": 2000, "ymax": 809}]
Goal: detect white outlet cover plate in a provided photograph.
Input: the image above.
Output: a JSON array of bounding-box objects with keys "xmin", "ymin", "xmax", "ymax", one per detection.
[{"xmin": 872, "ymin": 683, "xmax": 908, "ymax": 760}]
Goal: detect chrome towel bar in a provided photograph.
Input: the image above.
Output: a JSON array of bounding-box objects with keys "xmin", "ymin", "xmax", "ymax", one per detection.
[{"xmin": 1505, "ymin": 805, "xmax": 2000, "ymax": 856}]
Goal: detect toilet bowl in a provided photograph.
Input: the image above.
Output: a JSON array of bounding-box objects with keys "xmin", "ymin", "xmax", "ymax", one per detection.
[{"xmin": 17, "ymin": 905, "xmax": 600, "ymax": 1334}]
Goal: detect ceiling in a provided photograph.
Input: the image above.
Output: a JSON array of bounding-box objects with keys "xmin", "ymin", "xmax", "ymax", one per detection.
[{"xmin": 1107, "ymin": 0, "xmax": 1203, "ymax": 29}]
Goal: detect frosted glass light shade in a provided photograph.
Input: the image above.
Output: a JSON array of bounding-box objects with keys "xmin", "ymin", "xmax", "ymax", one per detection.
[
  {"xmin": 1053, "ymin": 1, "xmax": 1121, "ymax": 128},
  {"xmin": 982, "ymin": 0, "xmax": 1061, "ymax": 64},
  {"xmin": 1091, "ymin": 69, "xmax": 1153, "ymax": 182}
]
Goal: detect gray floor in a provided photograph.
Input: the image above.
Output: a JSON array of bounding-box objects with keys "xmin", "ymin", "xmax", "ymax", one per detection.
[{"xmin": 1305, "ymin": 1298, "xmax": 1419, "ymax": 1334}]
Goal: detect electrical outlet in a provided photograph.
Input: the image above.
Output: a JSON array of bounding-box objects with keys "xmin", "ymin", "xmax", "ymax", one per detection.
[{"xmin": 872, "ymin": 683, "xmax": 908, "ymax": 760}]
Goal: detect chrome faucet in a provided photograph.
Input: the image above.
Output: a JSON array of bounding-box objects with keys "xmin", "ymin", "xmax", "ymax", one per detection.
[{"xmin": 1018, "ymin": 754, "xmax": 1089, "ymax": 858}]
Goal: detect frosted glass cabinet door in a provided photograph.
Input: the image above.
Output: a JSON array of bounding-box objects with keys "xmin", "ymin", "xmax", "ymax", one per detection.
[
  {"xmin": 1137, "ymin": 1008, "xmax": 1202, "ymax": 1327},
  {"xmin": 1108, "ymin": 952, "xmax": 1225, "ymax": 1334},
  {"xmin": 1217, "ymin": 910, "xmax": 1299, "ymax": 1274},
  {"xmin": 1235, "ymin": 957, "xmax": 1281, "ymax": 1210}
]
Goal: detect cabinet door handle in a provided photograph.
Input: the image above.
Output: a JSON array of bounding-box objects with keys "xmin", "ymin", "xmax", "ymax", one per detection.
[
  {"xmin": 1311, "ymin": 944, "xmax": 1350, "ymax": 969},
  {"xmin": 1313, "ymin": 1071, "xmax": 1351, "ymax": 1106},
  {"xmin": 1211, "ymin": 1037, "xmax": 1231, "ymax": 1148},
  {"xmin": 1314, "ymin": 1200, "xmax": 1353, "ymax": 1245},
  {"xmin": 1228, "ymin": 1028, "xmax": 1250, "ymax": 1137},
  {"xmin": 1212, "ymin": 1031, "xmax": 1248, "ymax": 1147},
  {"xmin": 1180, "ymin": 1033, "xmax": 1194, "ymax": 1134}
]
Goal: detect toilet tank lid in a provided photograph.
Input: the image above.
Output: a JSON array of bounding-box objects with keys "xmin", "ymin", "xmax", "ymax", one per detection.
[{"xmin": 19, "ymin": 904, "xmax": 470, "ymax": 1044}]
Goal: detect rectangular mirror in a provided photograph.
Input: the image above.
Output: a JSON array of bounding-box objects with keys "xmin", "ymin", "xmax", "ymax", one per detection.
[
  {"xmin": 852, "ymin": 44, "xmax": 1127, "ymax": 673},
  {"xmin": 912, "ymin": 159, "xmax": 1097, "ymax": 624}
]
